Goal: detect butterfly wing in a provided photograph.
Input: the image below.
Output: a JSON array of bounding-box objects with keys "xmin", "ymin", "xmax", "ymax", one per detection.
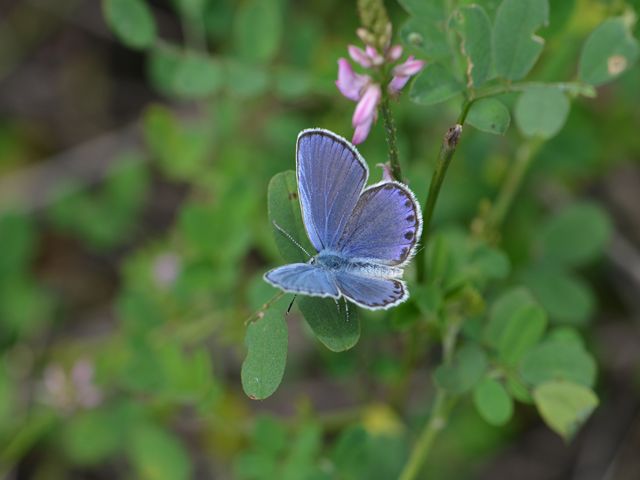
[
  {"xmin": 337, "ymin": 181, "xmax": 422, "ymax": 266},
  {"xmin": 296, "ymin": 129, "xmax": 369, "ymax": 252},
  {"xmin": 334, "ymin": 271, "xmax": 407, "ymax": 310},
  {"xmin": 264, "ymin": 263, "xmax": 339, "ymax": 298}
]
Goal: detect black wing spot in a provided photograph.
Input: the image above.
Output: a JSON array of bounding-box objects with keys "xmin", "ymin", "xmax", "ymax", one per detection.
[
  {"xmin": 406, "ymin": 214, "xmax": 415, "ymax": 222},
  {"xmin": 404, "ymin": 231, "xmax": 414, "ymax": 240},
  {"xmin": 384, "ymin": 183, "xmax": 394, "ymax": 190},
  {"xmin": 404, "ymin": 200, "xmax": 411, "ymax": 208}
]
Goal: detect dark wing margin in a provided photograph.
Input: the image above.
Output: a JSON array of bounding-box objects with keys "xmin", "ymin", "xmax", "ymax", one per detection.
[
  {"xmin": 296, "ymin": 129, "xmax": 368, "ymax": 252},
  {"xmin": 337, "ymin": 181, "xmax": 422, "ymax": 266}
]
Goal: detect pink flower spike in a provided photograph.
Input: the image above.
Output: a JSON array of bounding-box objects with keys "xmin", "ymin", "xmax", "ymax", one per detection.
[
  {"xmin": 352, "ymin": 84, "xmax": 381, "ymax": 144},
  {"xmin": 336, "ymin": 58, "xmax": 369, "ymax": 101},
  {"xmin": 387, "ymin": 44, "xmax": 403, "ymax": 62},
  {"xmin": 365, "ymin": 45, "xmax": 384, "ymax": 66},
  {"xmin": 348, "ymin": 45, "xmax": 372, "ymax": 68},
  {"xmin": 393, "ymin": 56, "xmax": 426, "ymax": 77}
]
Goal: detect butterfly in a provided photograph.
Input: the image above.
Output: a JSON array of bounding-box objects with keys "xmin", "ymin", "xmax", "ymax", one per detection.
[{"xmin": 264, "ymin": 128, "xmax": 423, "ymax": 310}]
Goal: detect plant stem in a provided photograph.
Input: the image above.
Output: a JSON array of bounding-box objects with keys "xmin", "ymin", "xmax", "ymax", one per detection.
[
  {"xmin": 415, "ymin": 102, "xmax": 471, "ymax": 282},
  {"xmin": 380, "ymin": 95, "xmax": 403, "ymax": 182},
  {"xmin": 398, "ymin": 390, "xmax": 450, "ymax": 480},
  {"xmin": 398, "ymin": 316, "xmax": 461, "ymax": 480},
  {"xmin": 488, "ymin": 139, "xmax": 542, "ymax": 228}
]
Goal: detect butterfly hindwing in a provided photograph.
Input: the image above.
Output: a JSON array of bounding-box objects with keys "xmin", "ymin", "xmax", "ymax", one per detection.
[
  {"xmin": 264, "ymin": 263, "xmax": 339, "ymax": 298},
  {"xmin": 296, "ymin": 129, "xmax": 368, "ymax": 252},
  {"xmin": 334, "ymin": 271, "xmax": 407, "ymax": 310},
  {"xmin": 337, "ymin": 181, "xmax": 422, "ymax": 266}
]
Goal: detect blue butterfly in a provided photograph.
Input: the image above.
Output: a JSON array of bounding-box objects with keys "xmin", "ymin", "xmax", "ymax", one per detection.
[{"xmin": 264, "ymin": 128, "xmax": 423, "ymax": 310}]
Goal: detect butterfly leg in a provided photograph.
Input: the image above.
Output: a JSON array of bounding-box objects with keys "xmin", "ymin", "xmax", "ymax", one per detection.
[{"xmin": 286, "ymin": 295, "xmax": 297, "ymax": 315}]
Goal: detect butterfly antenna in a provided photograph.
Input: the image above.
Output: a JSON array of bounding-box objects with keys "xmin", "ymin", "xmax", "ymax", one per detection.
[{"xmin": 272, "ymin": 221, "xmax": 312, "ymax": 259}]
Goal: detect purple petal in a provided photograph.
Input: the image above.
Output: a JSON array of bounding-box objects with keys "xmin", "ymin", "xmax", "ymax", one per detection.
[
  {"xmin": 352, "ymin": 83, "xmax": 381, "ymax": 127},
  {"xmin": 348, "ymin": 45, "xmax": 372, "ymax": 68},
  {"xmin": 352, "ymin": 116, "xmax": 374, "ymax": 145},
  {"xmin": 336, "ymin": 58, "xmax": 369, "ymax": 101},
  {"xmin": 365, "ymin": 45, "xmax": 384, "ymax": 66},
  {"xmin": 387, "ymin": 44, "xmax": 403, "ymax": 62},
  {"xmin": 393, "ymin": 56, "xmax": 426, "ymax": 77},
  {"xmin": 388, "ymin": 75, "xmax": 410, "ymax": 94}
]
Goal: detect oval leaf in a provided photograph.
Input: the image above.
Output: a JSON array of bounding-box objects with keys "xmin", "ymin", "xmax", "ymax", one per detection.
[
  {"xmin": 451, "ymin": 5, "xmax": 493, "ymax": 88},
  {"xmin": 267, "ymin": 171, "xmax": 314, "ymax": 264},
  {"xmin": 467, "ymin": 98, "xmax": 511, "ymax": 135},
  {"xmin": 473, "ymin": 378, "xmax": 514, "ymax": 426},
  {"xmin": 410, "ymin": 63, "xmax": 463, "ymax": 106},
  {"xmin": 520, "ymin": 339, "xmax": 597, "ymax": 388},
  {"xmin": 515, "ymin": 86, "xmax": 570, "ymax": 139},
  {"xmin": 241, "ymin": 295, "xmax": 289, "ymax": 399},
  {"xmin": 103, "ymin": 0, "xmax": 156, "ymax": 50},
  {"xmin": 298, "ymin": 297, "xmax": 360, "ymax": 352},
  {"xmin": 493, "ymin": 0, "xmax": 549, "ymax": 80},
  {"xmin": 538, "ymin": 202, "xmax": 612, "ymax": 267},
  {"xmin": 522, "ymin": 267, "xmax": 595, "ymax": 325},
  {"xmin": 533, "ymin": 380, "xmax": 598, "ymax": 440},
  {"xmin": 579, "ymin": 17, "xmax": 640, "ymax": 86},
  {"xmin": 434, "ymin": 344, "xmax": 488, "ymax": 394}
]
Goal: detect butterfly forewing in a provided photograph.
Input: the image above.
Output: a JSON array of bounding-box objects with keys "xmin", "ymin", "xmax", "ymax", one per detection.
[
  {"xmin": 296, "ymin": 129, "xmax": 368, "ymax": 252},
  {"xmin": 264, "ymin": 263, "xmax": 340, "ymax": 298},
  {"xmin": 337, "ymin": 181, "xmax": 422, "ymax": 266}
]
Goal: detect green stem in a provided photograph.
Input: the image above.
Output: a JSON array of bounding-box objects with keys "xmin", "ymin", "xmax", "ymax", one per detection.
[
  {"xmin": 415, "ymin": 102, "xmax": 471, "ymax": 282},
  {"xmin": 488, "ymin": 139, "xmax": 542, "ymax": 228},
  {"xmin": 380, "ymin": 95, "xmax": 403, "ymax": 182},
  {"xmin": 398, "ymin": 316, "xmax": 461, "ymax": 480},
  {"xmin": 398, "ymin": 390, "xmax": 451, "ymax": 480}
]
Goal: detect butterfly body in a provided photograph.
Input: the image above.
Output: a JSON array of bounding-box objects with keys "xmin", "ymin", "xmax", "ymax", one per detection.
[{"xmin": 265, "ymin": 129, "xmax": 422, "ymax": 310}]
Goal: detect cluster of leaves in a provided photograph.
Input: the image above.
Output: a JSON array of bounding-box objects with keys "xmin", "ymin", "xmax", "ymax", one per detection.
[
  {"xmin": 243, "ymin": 0, "xmax": 635, "ymax": 447},
  {"xmin": 404, "ymin": 0, "xmax": 638, "ymax": 139}
]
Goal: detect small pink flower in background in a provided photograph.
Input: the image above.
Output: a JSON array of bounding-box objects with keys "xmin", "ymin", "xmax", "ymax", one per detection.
[
  {"xmin": 42, "ymin": 358, "xmax": 102, "ymax": 413},
  {"xmin": 152, "ymin": 252, "xmax": 181, "ymax": 289},
  {"xmin": 336, "ymin": 35, "xmax": 425, "ymax": 145}
]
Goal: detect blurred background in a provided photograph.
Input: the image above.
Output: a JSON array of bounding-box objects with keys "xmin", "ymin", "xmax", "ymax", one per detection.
[{"xmin": 1, "ymin": 0, "xmax": 640, "ymax": 479}]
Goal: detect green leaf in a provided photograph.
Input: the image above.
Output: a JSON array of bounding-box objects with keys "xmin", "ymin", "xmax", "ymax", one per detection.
[
  {"xmin": 522, "ymin": 267, "xmax": 595, "ymax": 325},
  {"xmin": 298, "ymin": 298, "xmax": 360, "ymax": 352},
  {"xmin": 520, "ymin": 339, "xmax": 597, "ymax": 388},
  {"xmin": 451, "ymin": 5, "xmax": 493, "ymax": 88},
  {"xmin": 103, "ymin": 0, "xmax": 156, "ymax": 50},
  {"xmin": 467, "ymin": 98, "xmax": 511, "ymax": 135},
  {"xmin": 493, "ymin": 0, "xmax": 549, "ymax": 80},
  {"xmin": 62, "ymin": 409, "xmax": 122, "ymax": 465},
  {"xmin": 467, "ymin": 244, "xmax": 511, "ymax": 280},
  {"xmin": 537, "ymin": 203, "xmax": 611, "ymax": 267},
  {"xmin": 147, "ymin": 45, "xmax": 222, "ymax": 99},
  {"xmin": 473, "ymin": 378, "xmax": 514, "ymax": 426},
  {"xmin": 533, "ymin": 380, "xmax": 598, "ymax": 440},
  {"xmin": 173, "ymin": 52, "xmax": 223, "ymax": 98},
  {"xmin": 410, "ymin": 63, "xmax": 463, "ymax": 106},
  {"xmin": 497, "ymin": 303, "xmax": 547, "ymax": 365},
  {"xmin": 129, "ymin": 424, "xmax": 191, "ymax": 480},
  {"xmin": 484, "ymin": 287, "xmax": 537, "ymax": 347},
  {"xmin": 434, "ymin": 344, "xmax": 488, "ymax": 394},
  {"xmin": 233, "ymin": 0, "xmax": 282, "ymax": 64},
  {"xmin": 515, "ymin": 86, "xmax": 570, "ymax": 139},
  {"xmin": 579, "ymin": 17, "xmax": 640, "ymax": 86},
  {"xmin": 398, "ymin": 0, "xmax": 451, "ymax": 61},
  {"xmin": 267, "ymin": 171, "xmax": 314, "ymax": 264},
  {"xmin": 241, "ymin": 295, "xmax": 289, "ymax": 399}
]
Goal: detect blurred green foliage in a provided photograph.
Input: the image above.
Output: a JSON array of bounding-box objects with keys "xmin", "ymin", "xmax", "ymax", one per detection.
[{"xmin": 0, "ymin": 0, "xmax": 638, "ymax": 478}]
